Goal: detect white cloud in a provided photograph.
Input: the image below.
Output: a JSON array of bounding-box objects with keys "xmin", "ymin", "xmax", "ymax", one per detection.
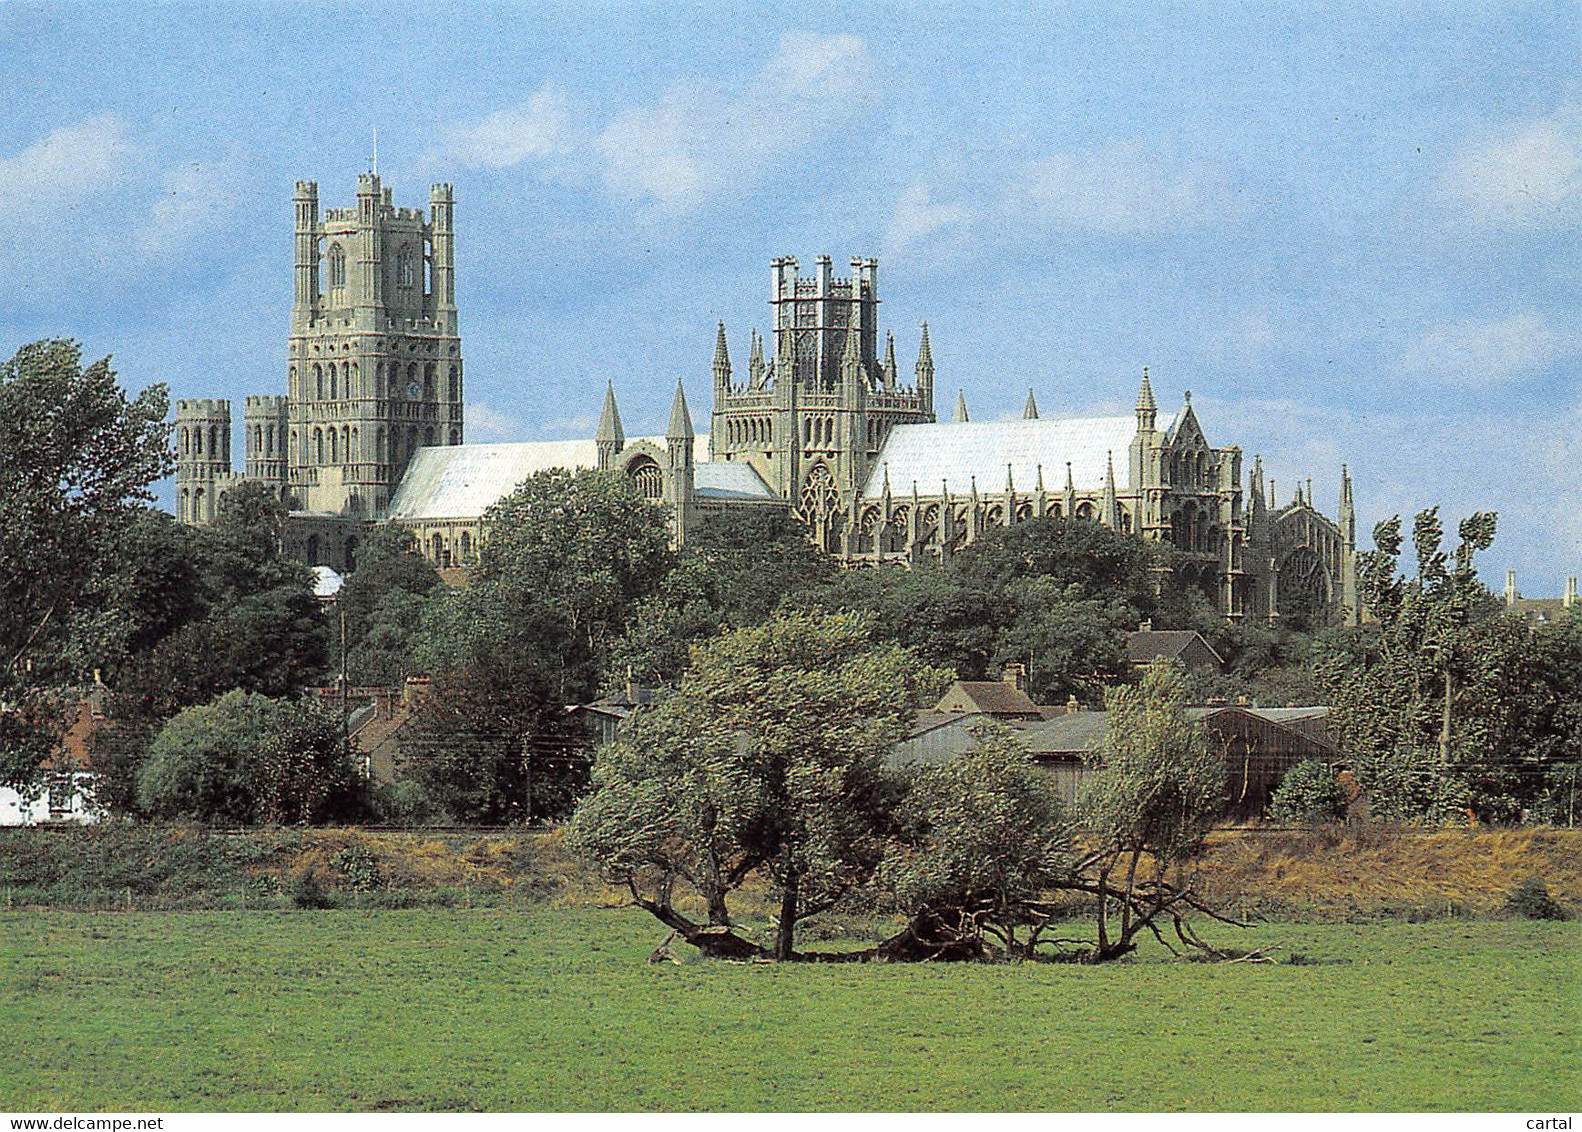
[
  {"xmin": 446, "ymin": 85, "xmax": 577, "ymax": 169},
  {"xmin": 466, "ymin": 403, "xmax": 522, "ymax": 440},
  {"xmin": 884, "ymin": 181, "xmax": 973, "ymax": 253},
  {"xmin": 1400, "ymin": 312, "xmax": 1569, "ymax": 385},
  {"xmin": 592, "ymin": 31, "xmax": 875, "ymax": 206},
  {"xmin": 1011, "ymin": 140, "xmax": 1240, "ymax": 235},
  {"xmin": 1443, "ymin": 112, "xmax": 1582, "ymax": 227},
  {"xmin": 0, "ymin": 115, "xmax": 135, "ymax": 216},
  {"xmin": 134, "ymin": 159, "xmax": 243, "ymax": 256}
]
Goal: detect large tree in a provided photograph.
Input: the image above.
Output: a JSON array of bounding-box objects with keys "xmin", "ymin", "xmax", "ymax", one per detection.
[
  {"xmin": 0, "ymin": 340, "xmax": 172, "ymax": 788},
  {"xmin": 570, "ymin": 609, "xmax": 950, "ymax": 960},
  {"xmin": 1070, "ymin": 661, "xmax": 1229, "ymax": 961},
  {"xmin": 470, "ymin": 469, "xmax": 675, "ymax": 698}
]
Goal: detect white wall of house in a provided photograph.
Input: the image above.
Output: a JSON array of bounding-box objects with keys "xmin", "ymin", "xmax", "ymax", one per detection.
[{"xmin": 0, "ymin": 772, "xmax": 103, "ymax": 826}]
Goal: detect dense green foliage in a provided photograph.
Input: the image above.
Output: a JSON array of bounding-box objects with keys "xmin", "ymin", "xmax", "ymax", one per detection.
[
  {"xmin": 571, "ymin": 609, "xmax": 949, "ymax": 959},
  {"xmin": 2, "ymin": 910, "xmax": 1577, "ymax": 1110},
  {"xmin": 1267, "ymin": 759, "xmax": 1350, "ymax": 825},
  {"xmin": 0, "ymin": 340, "xmax": 172, "ymax": 787},
  {"xmin": 335, "ymin": 525, "xmax": 439, "ymax": 687},
  {"xmin": 1316, "ymin": 507, "xmax": 1582, "ymax": 824},
  {"xmin": 136, "ymin": 690, "xmax": 365, "ymax": 824}
]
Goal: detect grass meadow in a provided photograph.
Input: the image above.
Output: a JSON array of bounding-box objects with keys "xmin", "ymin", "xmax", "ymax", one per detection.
[{"xmin": 3, "ymin": 906, "xmax": 1578, "ymax": 1112}]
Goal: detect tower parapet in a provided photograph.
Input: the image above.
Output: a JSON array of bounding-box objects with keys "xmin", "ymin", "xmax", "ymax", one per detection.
[{"xmin": 175, "ymin": 398, "xmax": 233, "ymax": 525}]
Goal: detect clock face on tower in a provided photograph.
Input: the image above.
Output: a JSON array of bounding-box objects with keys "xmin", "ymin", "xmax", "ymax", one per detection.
[{"xmin": 407, "ymin": 381, "xmax": 420, "ymax": 400}]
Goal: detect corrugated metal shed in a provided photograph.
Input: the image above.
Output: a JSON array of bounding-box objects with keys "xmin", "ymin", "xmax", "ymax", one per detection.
[{"xmin": 864, "ymin": 416, "xmax": 1138, "ymax": 499}]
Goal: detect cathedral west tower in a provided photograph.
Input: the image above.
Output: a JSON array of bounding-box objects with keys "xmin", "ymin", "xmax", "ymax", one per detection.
[{"xmin": 288, "ymin": 174, "xmax": 463, "ymax": 516}]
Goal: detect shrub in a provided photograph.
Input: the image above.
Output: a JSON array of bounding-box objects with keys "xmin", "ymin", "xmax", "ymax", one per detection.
[
  {"xmin": 1505, "ymin": 875, "xmax": 1567, "ymax": 921},
  {"xmin": 1268, "ymin": 759, "xmax": 1349, "ymax": 825},
  {"xmin": 289, "ymin": 866, "xmax": 335, "ymax": 909}
]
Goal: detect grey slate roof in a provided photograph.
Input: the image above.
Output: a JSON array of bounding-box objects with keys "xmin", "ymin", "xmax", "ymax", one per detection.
[
  {"xmin": 863, "ymin": 415, "xmax": 1138, "ymax": 499},
  {"xmin": 1124, "ymin": 629, "xmax": 1225, "ymax": 667},
  {"xmin": 386, "ymin": 436, "xmax": 709, "ymax": 521},
  {"xmin": 694, "ymin": 462, "xmax": 777, "ymax": 500}
]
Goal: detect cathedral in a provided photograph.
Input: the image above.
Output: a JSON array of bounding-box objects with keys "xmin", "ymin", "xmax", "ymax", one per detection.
[{"xmin": 176, "ymin": 173, "xmax": 1358, "ymax": 626}]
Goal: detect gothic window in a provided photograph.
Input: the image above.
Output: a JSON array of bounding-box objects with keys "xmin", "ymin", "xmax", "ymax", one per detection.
[
  {"xmin": 290, "ymin": 430, "xmax": 299, "ymax": 463},
  {"xmin": 459, "ymin": 531, "xmax": 473, "ymax": 563},
  {"xmin": 314, "ymin": 365, "xmax": 324, "ymax": 400},
  {"xmin": 450, "ymin": 428, "xmax": 460, "ymax": 445},
  {"xmin": 267, "ymin": 425, "xmax": 276, "ymax": 456},
  {"xmin": 1049, "ymin": 503, "xmax": 1062, "ymax": 518},
  {"xmin": 424, "ymin": 426, "xmax": 435, "ymax": 447},
  {"xmin": 178, "ymin": 489, "xmax": 188, "ymax": 523},
  {"xmin": 375, "ymin": 427, "xmax": 386, "ymax": 463},
  {"xmin": 397, "ymin": 246, "xmax": 414, "ymax": 288},
  {"xmin": 407, "ymin": 362, "xmax": 418, "ymax": 393},
  {"xmin": 329, "ymin": 369, "xmax": 337, "ymax": 400},
  {"xmin": 795, "ymin": 464, "xmax": 842, "ymax": 553},
  {"xmin": 314, "ymin": 428, "xmax": 324, "ymax": 464},
  {"xmin": 328, "ymin": 429, "xmax": 338, "ymax": 464},
  {"xmin": 347, "ymin": 426, "xmax": 356, "ymax": 463},
  {"xmin": 424, "ymin": 364, "xmax": 435, "ymax": 400},
  {"xmin": 193, "ymin": 487, "xmax": 205, "ymax": 521},
  {"xmin": 329, "ymin": 244, "xmax": 346, "ymax": 289},
  {"xmin": 627, "ymin": 456, "xmax": 664, "ymax": 501},
  {"xmin": 180, "ymin": 427, "xmax": 189, "ymax": 455},
  {"xmin": 345, "ymin": 537, "xmax": 359, "ymax": 571},
  {"xmin": 210, "ymin": 426, "xmax": 220, "ymax": 457},
  {"xmin": 349, "ymin": 362, "xmax": 358, "ymax": 395},
  {"xmin": 306, "ymin": 534, "xmax": 320, "ymax": 567},
  {"xmin": 431, "ymin": 534, "xmax": 450, "ymax": 569},
  {"xmin": 407, "ymin": 425, "xmax": 419, "ymax": 459},
  {"xmin": 1076, "ymin": 501, "xmax": 1096, "ymax": 521},
  {"xmin": 448, "ymin": 367, "xmax": 459, "ymax": 402}
]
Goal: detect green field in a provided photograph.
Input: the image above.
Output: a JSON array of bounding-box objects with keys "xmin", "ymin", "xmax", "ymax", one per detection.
[{"xmin": 2, "ymin": 908, "xmax": 1577, "ymax": 1112}]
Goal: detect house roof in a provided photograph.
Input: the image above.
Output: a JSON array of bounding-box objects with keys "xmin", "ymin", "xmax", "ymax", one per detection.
[
  {"xmin": 386, "ymin": 435, "xmax": 711, "ymax": 521},
  {"xmin": 936, "ymin": 680, "xmax": 1044, "ymax": 716},
  {"xmin": 1124, "ymin": 629, "xmax": 1224, "ymax": 666},
  {"xmin": 862, "ymin": 415, "xmax": 1138, "ymax": 499}
]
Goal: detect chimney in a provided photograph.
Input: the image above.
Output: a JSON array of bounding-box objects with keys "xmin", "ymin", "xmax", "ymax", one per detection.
[
  {"xmin": 1505, "ymin": 569, "xmax": 1517, "ymax": 608},
  {"xmin": 626, "ymin": 664, "xmax": 636, "ymax": 704},
  {"xmin": 1001, "ymin": 662, "xmax": 1027, "ymax": 693},
  {"xmin": 1138, "ymin": 618, "xmax": 1152, "ymax": 632},
  {"xmin": 1066, "ymin": 695, "xmax": 1080, "ymax": 715},
  {"xmin": 1566, "ymin": 577, "xmax": 1577, "ymax": 609}
]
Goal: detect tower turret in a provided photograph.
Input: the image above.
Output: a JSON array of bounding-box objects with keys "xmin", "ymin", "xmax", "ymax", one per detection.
[
  {"xmin": 595, "ymin": 380, "xmax": 624, "ymax": 471},
  {"xmin": 666, "ymin": 380, "xmax": 696, "ymax": 545},
  {"xmin": 1023, "ymin": 388, "xmax": 1039, "ymax": 420},
  {"xmin": 176, "ymin": 398, "xmax": 233, "ymax": 525},
  {"xmin": 916, "ymin": 322, "xmax": 934, "ymax": 412},
  {"xmin": 882, "ymin": 331, "xmax": 898, "ymax": 390},
  {"xmin": 1339, "ymin": 464, "xmax": 1359, "ymax": 625},
  {"xmin": 243, "ymin": 395, "xmax": 290, "ymax": 500},
  {"xmin": 953, "ymin": 389, "xmax": 969, "ymax": 423},
  {"xmin": 748, "ymin": 329, "xmax": 766, "ymax": 390},
  {"xmin": 712, "ymin": 321, "xmax": 732, "ymax": 396}
]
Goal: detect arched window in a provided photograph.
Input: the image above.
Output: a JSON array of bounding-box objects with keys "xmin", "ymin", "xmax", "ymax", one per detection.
[
  {"xmin": 448, "ymin": 367, "xmax": 459, "ymax": 401},
  {"xmin": 314, "ymin": 364, "xmax": 323, "ymax": 400},
  {"xmin": 407, "ymin": 425, "xmax": 419, "ymax": 459},
  {"xmin": 374, "ymin": 362, "xmax": 383, "ymax": 399},
  {"xmin": 178, "ymin": 489, "xmax": 188, "ymax": 523},
  {"xmin": 210, "ymin": 426, "xmax": 220, "ymax": 457},
  {"xmin": 627, "ymin": 456, "xmax": 664, "ymax": 500},
  {"xmin": 376, "ymin": 427, "xmax": 386, "ymax": 462},
  {"xmin": 397, "ymin": 246, "xmax": 414, "ymax": 288},
  {"xmin": 449, "ymin": 428, "xmax": 460, "ymax": 445},
  {"xmin": 328, "ymin": 244, "xmax": 345, "ymax": 288},
  {"xmin": 314, "ymin": 428, "xmax": 324, "ymax": 464},
  {"xmin": 431, "ymin": 533, "xmax": 450, "ymax": 569},
  {"xmin": 343, "ymin": 425, "xmax": 352, "ymax": 464},
  {"xmin": 423, "ymin": 363, "xmax": 435, "ymax": 400},
  {"xmin": 290, "ymin": 430, "xmax": 299, "ymax": 463},
  {"xmin": 266, "ymin": 425, "xmax": 276, "ymax": 456},
  {"xmin": 327, "ymin": 429, "xmax": 337, "ymax": 464},
  {"xmin": 459, "ymin": 531, "xmax": 473, "ymax": 562},
  {"xmin": 180, "ymin": 427, "xmax": 189, "ymax": 455},
  {"xmin": 193, "ymin": 487, "xmax": 205, "ymax": 521}
]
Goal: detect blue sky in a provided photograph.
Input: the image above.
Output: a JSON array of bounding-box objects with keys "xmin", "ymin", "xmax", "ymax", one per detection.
[{"xmin": 3, "ymin": 1, "xmax": 1577, "ymax": 591}]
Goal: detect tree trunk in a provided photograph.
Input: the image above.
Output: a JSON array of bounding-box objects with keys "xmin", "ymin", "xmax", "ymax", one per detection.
[{"xmin": 775, "ymin": 871, "xmax": 799, "ymax": 961}]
